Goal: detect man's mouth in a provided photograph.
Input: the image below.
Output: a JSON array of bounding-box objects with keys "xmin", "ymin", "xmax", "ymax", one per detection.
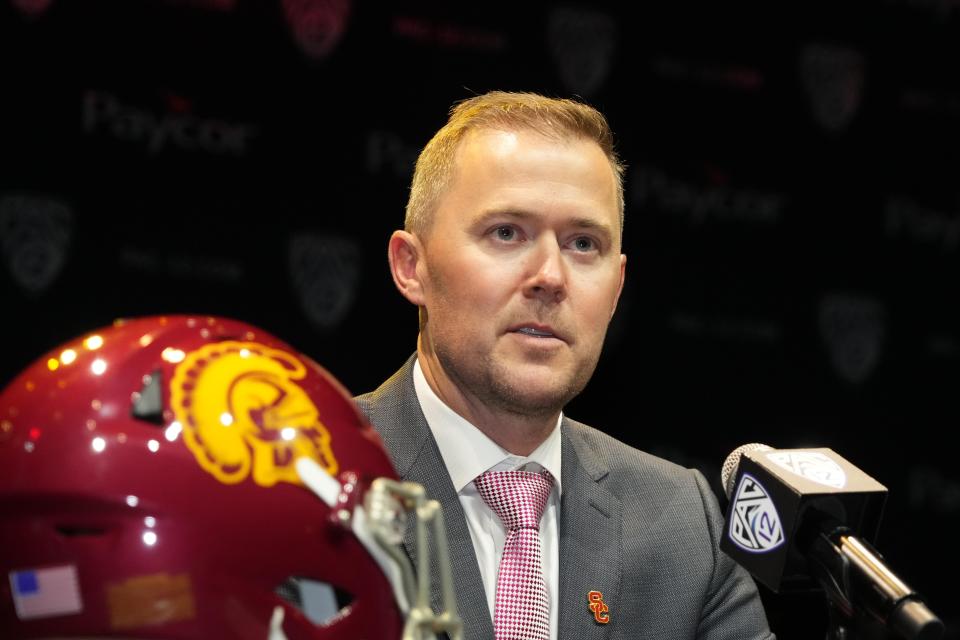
[
  {"xmin": 510, "ymin": 324, "xmax": 564, "ymax": 341},
  {"xmin": 516, "ymin": 327, "xmax": 554, "ymax": 337}
]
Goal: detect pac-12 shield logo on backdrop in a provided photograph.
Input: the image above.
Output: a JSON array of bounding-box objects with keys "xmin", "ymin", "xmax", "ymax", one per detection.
[
  {"xmin": 819, "ymin": 292, "xmax": 885, "ymax": 385},
  {"xmin": 729, "ymin": 474, "xmax": 784, "ymax": 552},
  {"xmin": 0, "ymin": 193, "xmax": 73, "ymax": 296},
  {"xmin": 170, "ymin": 342, "xmax": 338, "ymax": 487},
  {"xmin": 766, "ymin": 451, "xmax": 847, "ymax": 489},
  {"xmin": 288, "ymin": 233, "xmax": 362, "ymax": 331},
  {"xmin": 547, "ymin": 5, "xmax": 617, "ymax": 98},
  {"xmin": 800, "ymin": 43, "xmax": 865, "ymax": 133},
  {"xmin": 281, "ymin": 0, "xmax": 352, "ymax": 61},
  {"xmin": 10, "ymin": 0, "xmax": 54, "ymax": 17}
]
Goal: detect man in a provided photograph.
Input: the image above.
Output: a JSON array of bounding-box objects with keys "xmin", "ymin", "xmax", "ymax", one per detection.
[{"xmin": 356, "ymin": 91, "xmax": 774, "ymax": 640}]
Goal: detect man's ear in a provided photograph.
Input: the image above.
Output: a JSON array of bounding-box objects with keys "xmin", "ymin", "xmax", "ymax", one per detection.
[
  {"xmin": 611, "ymin": 253, "xmax": 626, "ymax": 318},
  {"xmin": 388, "ymin": 230, "xmax": 426, "ymax": 306}
]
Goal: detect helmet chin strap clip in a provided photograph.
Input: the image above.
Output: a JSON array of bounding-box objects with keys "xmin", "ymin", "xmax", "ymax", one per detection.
[
  {"xmin": 295, "ymin": 457, "xmax": 463, "ymax": 640},
  {"xmin": 268, "ymin": 606, "xmax": 289, "ymax": 640}
]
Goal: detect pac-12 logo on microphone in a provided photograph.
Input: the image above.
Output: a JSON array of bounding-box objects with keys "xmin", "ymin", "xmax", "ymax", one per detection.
[
  {"xmin": 765, "ymin": 451, "xmax": 847, "ymax": 489},
  {"xmin": 729, "ymin": 473, "xmax": 784, "ymax": 552}
]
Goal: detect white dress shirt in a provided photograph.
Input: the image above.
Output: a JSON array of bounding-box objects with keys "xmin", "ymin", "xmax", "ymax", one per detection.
[{"xmin": 413, "ymin": 359, "xmax": 562, "ymax": 640}]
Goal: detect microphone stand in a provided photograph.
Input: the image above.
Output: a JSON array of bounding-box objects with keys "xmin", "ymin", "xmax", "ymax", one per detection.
[{"xmin": 805, "ymin": 523, "xmax": 944, "ymax": 640}]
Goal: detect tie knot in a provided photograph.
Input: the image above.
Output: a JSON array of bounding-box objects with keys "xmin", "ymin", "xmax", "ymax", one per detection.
[{"xmin": 474, "ymin": 469, "xmax": 554, "ymax": 530}]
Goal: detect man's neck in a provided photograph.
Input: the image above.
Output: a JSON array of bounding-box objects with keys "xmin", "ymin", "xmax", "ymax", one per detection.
[{"xmin": 416, "ymin": 349, "xmax": 559, "ymax": 457}]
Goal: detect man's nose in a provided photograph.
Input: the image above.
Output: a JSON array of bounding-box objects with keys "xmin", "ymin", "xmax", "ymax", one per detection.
[{"xmin": 522, "ymin": 239, "xmax": 567, "ymax": 304}]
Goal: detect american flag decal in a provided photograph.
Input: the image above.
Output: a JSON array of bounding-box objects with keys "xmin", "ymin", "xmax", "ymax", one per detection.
[{"xmin": 9, "ymin": 565, "xmax": 83, "ymax": 620}]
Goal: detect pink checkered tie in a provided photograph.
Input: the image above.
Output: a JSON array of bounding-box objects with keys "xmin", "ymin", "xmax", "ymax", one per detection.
[{"xmin": 474, "ymin": 469, "xmax": 554, "ymax": 640}]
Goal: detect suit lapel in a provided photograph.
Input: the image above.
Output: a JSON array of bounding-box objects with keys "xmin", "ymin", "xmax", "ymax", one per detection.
[
  {"xmin": 361, "ymin": 358, "xmax": 494, "ymax": 640},
  {"xmin": 558, "ymin": 420, "xmax": 623, "ymax": 638}
]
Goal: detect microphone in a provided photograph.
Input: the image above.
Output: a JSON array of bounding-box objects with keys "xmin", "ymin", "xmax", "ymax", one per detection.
[{"xmin": 719, "ymin": 443, "xmax": 944, "ymax": 640}]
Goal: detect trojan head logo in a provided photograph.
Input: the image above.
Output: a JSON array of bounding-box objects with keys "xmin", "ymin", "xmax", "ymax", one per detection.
[{"xmin": 170, "ymin": 342, "xmax": 338, "ymax": 486}]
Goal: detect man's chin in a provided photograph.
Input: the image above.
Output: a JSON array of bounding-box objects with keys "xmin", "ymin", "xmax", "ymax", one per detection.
[{"xmin": 489, "ymin": 371, "xmax": 582, "ymax": 417}]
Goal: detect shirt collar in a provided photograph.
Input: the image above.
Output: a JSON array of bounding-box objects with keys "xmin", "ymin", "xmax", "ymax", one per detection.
[{"xmin": 413, "ymin": 358, "xmax": 563, "ymax": 495}]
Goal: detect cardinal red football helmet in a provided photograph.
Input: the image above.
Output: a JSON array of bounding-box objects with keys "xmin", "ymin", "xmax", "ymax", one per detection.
[{"xmin": 0, "ymin": 315, "xmax": 459, "ymax": 639}]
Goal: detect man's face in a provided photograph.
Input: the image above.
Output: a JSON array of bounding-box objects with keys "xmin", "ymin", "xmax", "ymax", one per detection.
[{"xmin": 415, "ymin": 127, "xmax": 626, "ymax": 418}]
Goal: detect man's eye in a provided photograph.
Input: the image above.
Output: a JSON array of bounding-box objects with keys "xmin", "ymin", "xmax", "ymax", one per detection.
[
  {"xmin": 495, "ymin": 226, "xmax": 516, "ymax": 241},
  {"xmin": 573, "ymin": 236, "xmax": 595, "ymax": 251}
]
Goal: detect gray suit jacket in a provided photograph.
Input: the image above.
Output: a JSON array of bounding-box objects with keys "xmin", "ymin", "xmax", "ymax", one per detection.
[{"xmin": 355, "ymin": 356, "xmax": 775, "ymax": 640}]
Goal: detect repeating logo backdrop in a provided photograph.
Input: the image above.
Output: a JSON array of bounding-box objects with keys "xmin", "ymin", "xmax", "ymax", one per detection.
[{"xmin": 1, "ymin": 1, "xmax": 957, "ymax": 637}]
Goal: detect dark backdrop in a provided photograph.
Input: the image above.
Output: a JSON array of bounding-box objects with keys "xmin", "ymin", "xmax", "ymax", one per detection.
[{"xmin": 2, "ymin": 1, "xmax": 958, "ymax": 638}]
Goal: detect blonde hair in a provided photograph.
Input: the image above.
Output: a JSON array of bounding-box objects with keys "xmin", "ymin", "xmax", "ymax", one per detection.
[{"xmin": 404, "ymin": 91, "xmax": 625, "ymax": 236}]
